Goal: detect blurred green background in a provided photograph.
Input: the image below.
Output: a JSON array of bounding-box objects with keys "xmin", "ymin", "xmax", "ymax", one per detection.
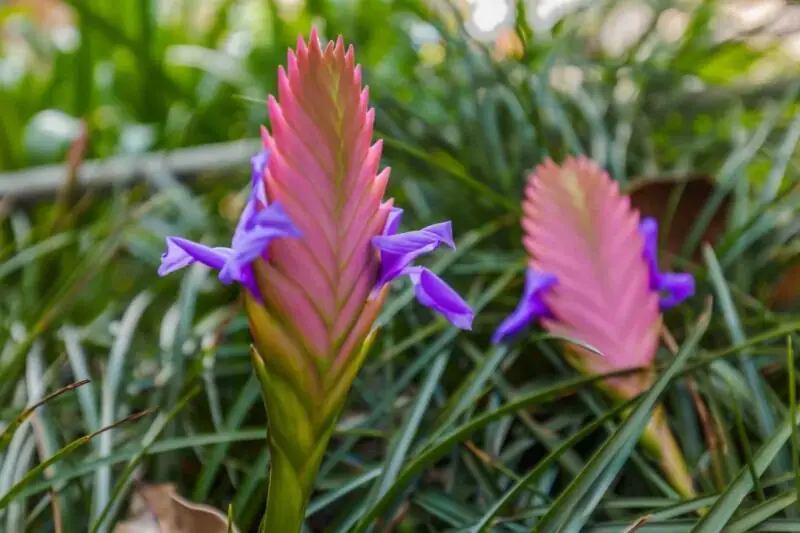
[{"xmin": 1, "ymin": 0, "xmax": 800, "ymax": 531}]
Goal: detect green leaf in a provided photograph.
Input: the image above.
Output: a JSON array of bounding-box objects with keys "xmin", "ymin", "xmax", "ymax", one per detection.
[
  {"xmin": 691, "ymin": 409, "xmax": 800, "ymax": 532},
  {"xmin": 346, "ymin": 351, "xmax": 450, "ymax": 531},
  {"xmin": 704, "ymin": 245, "xmax": 787, "ymax": 476},
  {"xmin": 470, "ymin": 399, "xmax": 635, "ymax": 532},
  {"xmin": 532, "ymin": 303, "xmax": 711, "ymax": 533},
  {"xmin": 351, "ymin": 367, "xmax": 642, "ymax": 532}
]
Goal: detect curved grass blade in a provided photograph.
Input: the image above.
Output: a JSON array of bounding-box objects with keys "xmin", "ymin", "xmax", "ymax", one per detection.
[
  {"xmin": 726, "ymin": 491, "xmax": 797, "ymax": 533},
  {"xmin": 531, "ymin": 301, "xmax": 711, "ymax": 533},
  {"xmin": 60, "ymin": 327, "xmax": 101, "ymax": 433},
  {"xmin": 89, "ymin": 386, "xmax": 201, "ymax": 533},
  {"xmin": 350, "ymin": 367, "xmax": 644, "ymax": 532},
  {"xmin": 0, "ymin": 380, "xmax": 90, "ymax": 456},
  {"xmin": 0, "ymin": 410, "xmax": 151, "ymax": 510},
  {"xmin": 690, "ymin": 402, "xmax": 800, "ymax": 531},
  {"xmin": 470, "ymin": 399, "xmax": 636, "ymax": 532},
  {"xmin": 361, "ymin": 351, "xmax": 450, "ymax": 519},
  {"xmin": 703, "ymin": 245, "xmax": 785, "ymax": 474},
  {"xmin": 93, "ymin": 291, "xmax": 153, "ymax": 532}
]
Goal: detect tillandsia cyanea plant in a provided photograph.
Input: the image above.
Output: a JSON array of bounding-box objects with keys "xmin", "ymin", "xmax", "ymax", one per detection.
[
  {"xmin": 158, "ymin": 30, "xmax": 473, "ymax": 532},
  {"xmin": 493, "ymin": 156, "xmax": 697, "ymax": 497}
]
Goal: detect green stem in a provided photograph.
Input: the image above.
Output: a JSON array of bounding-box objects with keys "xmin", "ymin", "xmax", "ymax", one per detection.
[
  {"xmin": 262, "ymin": 440, "xmax": 312, "ymax": 532},
  {"xmin": 260, "ymin": 418, "xmax": 336, "ymax": 532},
  {"xmin": 245, "ymin": 303, "xmax": 383, "ymax": 533},
  {"xmin": 641, "ymin": 405, "xmax": 698, "ymax": 502},
  {"xmin": 250, "ymin": 348, "xmax": 337, "ymax": 533}
]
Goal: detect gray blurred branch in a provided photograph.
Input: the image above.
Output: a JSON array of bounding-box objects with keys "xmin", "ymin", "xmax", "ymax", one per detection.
[{"xmin": 0, "ymin": 139, "xmax": 261, "ymax": 202}]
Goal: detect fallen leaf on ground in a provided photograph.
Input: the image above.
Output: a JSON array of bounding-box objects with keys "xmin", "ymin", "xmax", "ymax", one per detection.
[
  {"xmin": 626, "ymin": 174, "xmax": 730, "ymax": 261},
  {"xmin": 113, "ymin": 483, "xmax": 239, "ymax": 533},
  {"xmin": 770, "ymin": 262, "xmax": 800, "ymax": 310}
]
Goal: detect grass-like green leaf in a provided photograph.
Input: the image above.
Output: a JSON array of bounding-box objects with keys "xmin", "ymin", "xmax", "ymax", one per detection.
[
  {"xmin": 532, "ymin": 302, "xmax": 711, "ymax": 533},
  {"xmin": 691, "ymin": 407, "xmax": 800, "ymax": 532}
]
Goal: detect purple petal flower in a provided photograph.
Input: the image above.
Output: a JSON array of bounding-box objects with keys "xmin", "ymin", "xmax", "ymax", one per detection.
[
  {"xmin": 656, "ymin": 272, "xmax": 695, "ymax": 308},
  {"xmin": 372, "ymin": 215, "xmax": 455, "ymax": 289},
  {"xmin": 250, "ymin": 149, "xmax": 269, "ymax": 208},
  {"xmin": 639, "ymin": 217, "xmax": 695, "ymax": 309},
  {"xmin": 219, "ymin": 202, "xmax": 302, "ymax": 292},
  {"xmin": 383, "ymin": 207, "xmax": 404, "ymax": 237},
  {"xmin": 492, "ymin": 269, "xmax": 558, "ymax": 344},
  {"xmin": 404, "ymin": 267, "xmax": 474, "ymax": 330},
  {"xmin": 370, "ymin": 208, "xmax": 472, "ymax": 328},
  {"xmin": 158, "ymin": 237, "xmax": 230, "ymax": 276},
  {"xmin": 158, "ymin": 161, "xmax": 300, "ymax": 298}
]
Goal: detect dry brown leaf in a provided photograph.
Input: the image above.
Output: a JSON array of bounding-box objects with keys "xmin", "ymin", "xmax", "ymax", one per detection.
[
  {"xmin": 626, "ymin": 174, "xmax": 731, "ymax": 261},
  {"xmin": 770, "ymin": 262, "xmax": 800, "ymax": 310},
  {"xmin": 113, "ymin": 483, "xmax": 239, "ymax": 533}
]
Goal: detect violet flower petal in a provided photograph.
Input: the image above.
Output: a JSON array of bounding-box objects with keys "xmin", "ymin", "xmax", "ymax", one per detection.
[
  {"xmin": 383, "ymin": 207, "xmax": 404, "ymax": 237},
  {"xmin": 372, "ymin": 221, "xmax": 455, "ymax": 288},
  {"xmin": 249, "ymin": 202, "xmax": 303, "ymax": 240},
  {"xmin": 404, "ymin": 266, "xmax": 474, "ymax": 330},
  {"xmin": 638, "ymin": 217, "xmax": 696, "ymax": 309},
  {"xmin": 159, "ymin": 155, "xmax": 301, "ymax": 300},
  {"xmin": 656, "ymin": 272, "xmax": 695, "ymax": 309},
  {"xmin": 222, "ymin": 203, "xmax": 302, "ymax": 286},
  {"xmin": 640, "ymin": 217, "xmax": 660, "ymax": 282},
  {"xmin": 158, "ymin": 237, "xmax": 230, "ymax": 277},
  {"xmin": 250, "ymin": 149, "xmax": 269, "ymax": 208},
  {"xmin": 492, "ymin": 269, "xmax": 558, "ymax": 344}
]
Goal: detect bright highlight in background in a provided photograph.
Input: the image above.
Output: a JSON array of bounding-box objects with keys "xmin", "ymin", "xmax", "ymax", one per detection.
[{"xmin": 467, "ymin": 0, "xmax": 511, "ymax": 34}]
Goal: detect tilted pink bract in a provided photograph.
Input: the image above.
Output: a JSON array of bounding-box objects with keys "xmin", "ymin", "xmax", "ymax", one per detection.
[
  {"xmin": 252, "ymin": 29, "xmax": 392, "ymax": 377},
  {"xmin": 523, "ymin": 156, "xmax": 661, "ymax": 392},
  {"xmin": 521, "ymin": 157, "xmax": 694, "ymax": 497}
]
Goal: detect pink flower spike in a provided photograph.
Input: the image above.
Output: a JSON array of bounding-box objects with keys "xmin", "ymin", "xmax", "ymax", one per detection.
[
  {"xmin": 510, "ymin": 156, "xmax": 699, "ymax": 499},
  {"xmin": 520, "ymin": 156, "xmax": 661, "ymax": 371}
]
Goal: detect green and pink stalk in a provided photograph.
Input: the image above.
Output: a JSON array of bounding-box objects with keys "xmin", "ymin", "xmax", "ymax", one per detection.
[
  {"xmin": 494, "ymin": 156, "xmax": 697, "ymax": 498},
  {"xmin": 159, "ymin": 30, "xmax": 472, "ymax": 532}
]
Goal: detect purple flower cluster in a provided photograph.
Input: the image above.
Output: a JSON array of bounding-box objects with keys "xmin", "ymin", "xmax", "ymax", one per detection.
[
  {"xmin": 159, "ymin": 150, "xmax": 473, "ymax": 330},
  {"xmin": 492, "ymin": 218, "xmax": 695, "ymax": 344},
  {"xmin": 372, "ymin": 208, "xmax": 473, "ymax": 330}
]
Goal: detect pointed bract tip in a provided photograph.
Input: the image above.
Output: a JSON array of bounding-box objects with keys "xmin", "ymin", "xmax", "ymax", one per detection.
[{"xmin": 295, "ymin": 33, "xmax": 308, "ymax": 55}]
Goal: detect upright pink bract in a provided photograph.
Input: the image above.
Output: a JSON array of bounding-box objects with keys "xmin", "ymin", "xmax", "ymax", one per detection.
[
  {"xmin": 523, "ymin": 156, "xmax": 662, "ymax": 389},
  {"xmin": 255, "ymin": 29, "xmax": 392, "ymax": 370}
]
